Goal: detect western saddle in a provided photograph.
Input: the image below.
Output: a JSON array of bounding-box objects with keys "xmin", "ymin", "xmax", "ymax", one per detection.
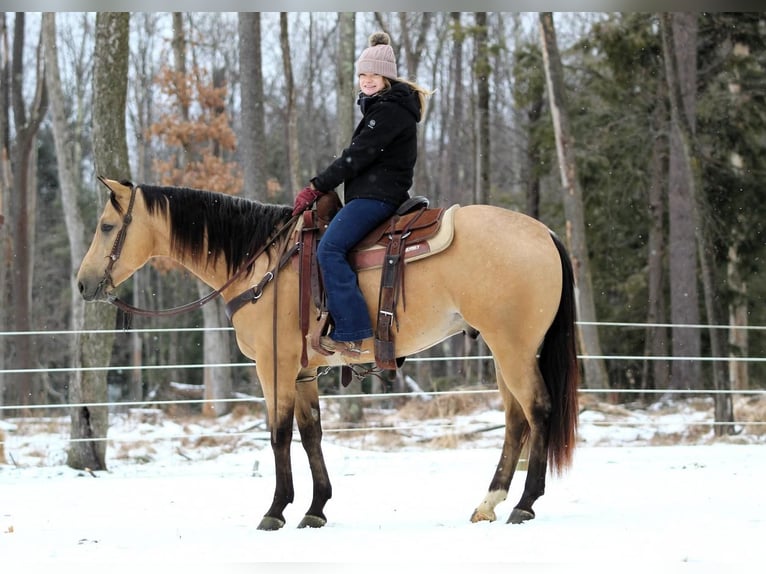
[{"xmin": 298, "ymin": 191, "xmax": 455, "ymax": 372}]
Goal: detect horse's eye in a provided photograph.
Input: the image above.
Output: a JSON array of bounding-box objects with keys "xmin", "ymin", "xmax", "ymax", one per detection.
[{"xmin": 101, "ymin": 223, "xmax": 115, "ymax": 233}]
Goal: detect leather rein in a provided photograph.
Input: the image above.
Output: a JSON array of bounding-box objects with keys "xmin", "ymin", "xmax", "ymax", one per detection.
[{"xmin": 101, "ymin": 183, "xmax": 300, "ymax": 320}]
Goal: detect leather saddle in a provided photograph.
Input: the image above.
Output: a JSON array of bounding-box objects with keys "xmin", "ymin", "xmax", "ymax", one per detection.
[{"xmin": 297, "ymin": 191, "xmax": 458, "ymax": 371}]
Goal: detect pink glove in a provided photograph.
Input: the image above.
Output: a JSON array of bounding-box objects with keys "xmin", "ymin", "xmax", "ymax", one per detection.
[{"xmin": 292, "ymin": 185, "xmax": 323, "ymax": 216}]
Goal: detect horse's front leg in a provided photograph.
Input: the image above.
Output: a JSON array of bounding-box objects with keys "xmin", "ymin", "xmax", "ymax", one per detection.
[
  {"xmin": 256, "ymin": 359, "xmax": 298, "ymax": 531},
  {"xmin": 294, "ymin": 374, "xmax": 332, "ymax": 528},
  {"xmin": 258, "ymin": 404, "xmax": 296, "ymax": 531}
]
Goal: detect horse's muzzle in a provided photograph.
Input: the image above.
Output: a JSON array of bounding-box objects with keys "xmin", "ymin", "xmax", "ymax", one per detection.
[{"xmin": 77, "ymin": 275, "xmax": 111, "ymax": 302}]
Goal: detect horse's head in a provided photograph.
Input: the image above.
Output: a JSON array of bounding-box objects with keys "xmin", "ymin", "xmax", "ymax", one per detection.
[{"xmin": 77, "ymin": 177, "xmax": 155, "ymax": 302}]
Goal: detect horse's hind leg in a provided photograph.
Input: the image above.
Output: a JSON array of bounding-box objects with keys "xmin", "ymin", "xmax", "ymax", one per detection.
[
  {"xmin": 499, "ymin": 356, "xmax": 552, "ymax": 524},
  {"xmin": 293, "ymin": 376, "xmax": 332, "ymax": 528},
  {"xmin": 471, "ymin": 366, "xmax": 529, "ymax": 523}
]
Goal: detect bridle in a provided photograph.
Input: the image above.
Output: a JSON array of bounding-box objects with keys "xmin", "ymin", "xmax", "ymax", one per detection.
[
  {"xmin": 99, "ymin": 181, "xmax": 300, "ymax": 319},
  {"xmin": 97, "ymin": 180, "xmax": 138, "ymax": 299}
]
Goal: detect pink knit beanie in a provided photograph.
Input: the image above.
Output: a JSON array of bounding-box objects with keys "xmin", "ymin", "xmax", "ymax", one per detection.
[{"xmin": 356, "ymin": 32, "xmax": 397, "ymax": 80}]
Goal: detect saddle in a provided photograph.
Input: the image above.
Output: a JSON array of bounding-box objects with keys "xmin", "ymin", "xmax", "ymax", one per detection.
[{"xmin": 297, "ymin": 191, "xmax": 458, "ymax": 371}]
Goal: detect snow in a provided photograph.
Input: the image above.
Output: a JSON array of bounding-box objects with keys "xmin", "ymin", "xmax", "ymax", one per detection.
[{"xmin": 1, "ymin": 397, "xmax": 764, "ymax": 571}]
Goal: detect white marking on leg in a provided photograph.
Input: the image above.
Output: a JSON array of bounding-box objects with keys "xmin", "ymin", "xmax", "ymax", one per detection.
[{"xmin": 472, "ymin": 489, "xmax": 508, "ymax": 522}]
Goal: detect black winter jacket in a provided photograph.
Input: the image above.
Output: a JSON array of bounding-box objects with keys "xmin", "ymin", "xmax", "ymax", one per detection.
[{"xmin": 311, "ymin": 82, "xmax": 421, "ymax": 207}]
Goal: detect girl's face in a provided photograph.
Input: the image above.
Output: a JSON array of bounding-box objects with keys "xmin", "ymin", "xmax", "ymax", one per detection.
[{"xmin": 359, "ymin": 73, "xmax": 386, "ymax": 96}]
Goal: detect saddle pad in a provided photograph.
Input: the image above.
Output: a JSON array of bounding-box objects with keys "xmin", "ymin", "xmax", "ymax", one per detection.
[{"xmin": 351, "ymin": 204, "xmax": 460, "ymax": 272}]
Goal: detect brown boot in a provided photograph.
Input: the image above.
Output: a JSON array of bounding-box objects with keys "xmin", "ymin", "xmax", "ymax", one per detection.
[{"xmin": 318, "ymin": 336, "xmax": 370, "ymax": 358}]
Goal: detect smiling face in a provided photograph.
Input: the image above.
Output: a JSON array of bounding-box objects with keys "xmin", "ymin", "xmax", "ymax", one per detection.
[{"xmin": 358, "ymin": 73, "xmax": 386, "ymax": 96}]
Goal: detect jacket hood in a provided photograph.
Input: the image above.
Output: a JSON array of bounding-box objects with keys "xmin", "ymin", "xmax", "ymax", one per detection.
[{"xmin": 358, "ymin": 81, "xmax": 421, "ymax": 122}]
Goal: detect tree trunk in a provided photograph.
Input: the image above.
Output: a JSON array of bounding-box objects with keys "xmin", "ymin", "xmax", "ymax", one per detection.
[
  {"xmin": 331, "ymin": 12, "xmax": 365, "ymax": 421},
  {"xmin": 443, "ymin": 13, "xmax": 466, "ymax": 383},
  {"xmin": 335, "ymin": 12, "xmax": 356, "ymax": 204},
  {"xmin": 644, "ymin": 76, "xmax": 669, "ymax": 395},
  {"xmin": 280, "ymin": 13, "xmax": 300, "ymax": 194},
  {"xmin": 9, "ymin": 13, "xmax": 48, "ymax": 410},
  {"xmin": 660, "ymin": 13, "xmax": 733, "ymax": 434},
  {"xmin": 664, "ymin": 13, "xmax": 702, "ymax": 391},
  {"xmin": 474, "ymin": 12, "xmax": 490, "ymax": 206},
  {"xmin": 538, "ymin": 12, "xmax": 609, "ymax": 391},
  {"xmin": 727, "ymin": 244, "xmax": 748, "ymax": 391},
  {"xmin": 442, "ymin": 12, "xmax": 465, "ymax": 207},
  {"xmin": 170, "ymin": 13, "xmax": 234, "ymax": 417},
  {"xmin": 201, "ymin": 291, "xmax": 232, "ymax": 417},
  {"xmin": 237, "ymin": 12, "xmax": 267, "ymax": 201},
  {"xmin": 399, "ymin": 12, "xmax": 433, "ymax": 197},
  {"xmin": 0, "ymin": 13, "xmax": 10, "ymax": 412},
  {"xmin": 129, "ymin": 14, "xmax": 161, "ymax": 403},
  {"xmin": 725, "ymin": 59, "xmax": 749, "ymax": 392},
  {"xmin": 42, "ymin": 12, "xmax": 89, "ymax": 425},
  {"xmin": 68, "ymin": 12, "xmax": 130, "ymax": 470}
]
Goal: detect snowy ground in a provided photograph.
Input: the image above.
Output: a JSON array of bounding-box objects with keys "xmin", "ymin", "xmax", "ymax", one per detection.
[{"xmin": 1, "ymin": 394, "xmax": 764, "ymax": 571}]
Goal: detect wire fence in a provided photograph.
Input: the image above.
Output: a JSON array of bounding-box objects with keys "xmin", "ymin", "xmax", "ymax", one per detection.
[{"xmin": 1, "ymin": 322, "xmax": 764, "ymax": 449}]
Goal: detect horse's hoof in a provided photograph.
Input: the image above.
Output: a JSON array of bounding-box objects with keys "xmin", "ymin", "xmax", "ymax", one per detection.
[
  {"xmin": 257, "ymin": 516, "xmax": 286, "ymax": 531},
  {"xmin": 297, "ymin": 514, "xmax": 327, "ymax": 529},
  {"xmin": 470, "ymin": 508, "xmax": 496, "ymax": 523},
  {"xmin": 507, "ymin": 508, "xmax": 535, "ymax": 524}
]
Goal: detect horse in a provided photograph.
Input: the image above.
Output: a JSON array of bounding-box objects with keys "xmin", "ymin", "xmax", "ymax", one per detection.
[{"xmin": 76, "ymin": 177, "xmax": 580, "ymax": 530}]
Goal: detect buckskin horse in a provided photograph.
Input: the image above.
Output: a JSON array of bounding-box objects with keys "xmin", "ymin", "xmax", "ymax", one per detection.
[{"xmin": 76, "ymin": 177, "xmax": 579, "ymax": 530}]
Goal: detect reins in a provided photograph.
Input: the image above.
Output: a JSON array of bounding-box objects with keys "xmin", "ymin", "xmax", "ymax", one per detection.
[{"xmin": 103, "ymin": 183, "xmax": 300, "ymax": 320}]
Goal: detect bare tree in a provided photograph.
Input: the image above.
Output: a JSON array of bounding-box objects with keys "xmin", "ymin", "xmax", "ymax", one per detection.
[
  {"xmin": 664, "ymin": 13, "xmax": 702, "ymax": 391},
  {"xmin": 398, "ymin": 12, "xmax": 433, "ymax": 198},
  {"xmin": 7, "ymin": 13, "xmax": 48, "ymax": 409},
  {"xmin": 0, "ymin": 13, "xmax": 10, "ymax": 410},
  {"xmin": 644, "ymin": 78, "xmax": 670, "ymax": 393},
  {"xmin": 168, "ymin": 12, "xmax": 233, "ymax": 417},
  {"xmin": 474, "ymin": 12, "xmax": 490, "ymax": 206},
  {"xmin": 42, "ymin": 11, "xmax": 88, "ymax": 422},
  {"xmin": 538, "ymin": 12, "xmax": 609, "ymax": 391},
  {"xmin": 659, "ymin": 13, "xmax": 733, "ymax": 433},
  {"xmin": 67, "ymin": 12, "xmax": 130, "ymax": 470},
  {"xmin": 126, "ymin": 13, "xmax": 161, "ymax": 402},
  {"xmin": 280, "ymin": 13, "xmax": 300, "ymax": 195},
  {"xmin": 238, "ymin": 12, "xmax": 267, "ymax": 201},
  {"xmin": 438, "ymin": 13, "xmax": 465, "ymax": 208},
  {"xmin": 336, "ymin": 14, "xmax": 356, "ymax": 150}
]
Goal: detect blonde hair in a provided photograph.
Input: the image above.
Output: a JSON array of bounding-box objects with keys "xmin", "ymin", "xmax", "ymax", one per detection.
[{"xmin": 381, "ymin": 77, "xmax": 434, "ymax": 122}]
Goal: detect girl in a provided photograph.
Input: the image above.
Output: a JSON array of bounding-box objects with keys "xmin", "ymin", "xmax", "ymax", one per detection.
[{"xmin": 292, "ymin": 31, "xmax": 432, "ymax": 357}]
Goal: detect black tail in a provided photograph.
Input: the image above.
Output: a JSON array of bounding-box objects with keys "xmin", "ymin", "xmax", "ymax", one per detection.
[{"xmin": 539, "ymin": 232, "xmax": 580, "ymax": 474}]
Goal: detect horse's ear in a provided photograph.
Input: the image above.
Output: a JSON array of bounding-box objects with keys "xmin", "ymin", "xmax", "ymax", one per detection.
[{"xmin": 97, "ymin": 176, "xmax": 133, "ymax": 198}]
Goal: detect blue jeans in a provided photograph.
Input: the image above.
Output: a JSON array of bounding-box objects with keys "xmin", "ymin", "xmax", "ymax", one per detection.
[{"xmin": 317, "ymin": 198, "xmax": 397, "ymax": 342}]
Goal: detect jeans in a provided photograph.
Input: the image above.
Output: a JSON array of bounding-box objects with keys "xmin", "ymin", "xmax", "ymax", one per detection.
[{"xmin": 317, "ymin": 198, "xmax": 397, "ymax": 342}]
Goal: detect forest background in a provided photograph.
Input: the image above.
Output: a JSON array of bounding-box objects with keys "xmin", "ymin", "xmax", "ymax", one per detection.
[{"xmin": 1, "ymin": 12, "xmax": 764, "ymax": 468}]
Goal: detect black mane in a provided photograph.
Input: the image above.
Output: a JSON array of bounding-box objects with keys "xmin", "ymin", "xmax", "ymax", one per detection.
[{"xmin": 137, "ymin": 184, "xmax": 293, "ymax": 276}]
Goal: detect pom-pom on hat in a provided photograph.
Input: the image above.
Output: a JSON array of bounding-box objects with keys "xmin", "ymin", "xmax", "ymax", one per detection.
[{"xmin": 356, "ymin": 32, "xmax": 397, "ymax": 80}]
